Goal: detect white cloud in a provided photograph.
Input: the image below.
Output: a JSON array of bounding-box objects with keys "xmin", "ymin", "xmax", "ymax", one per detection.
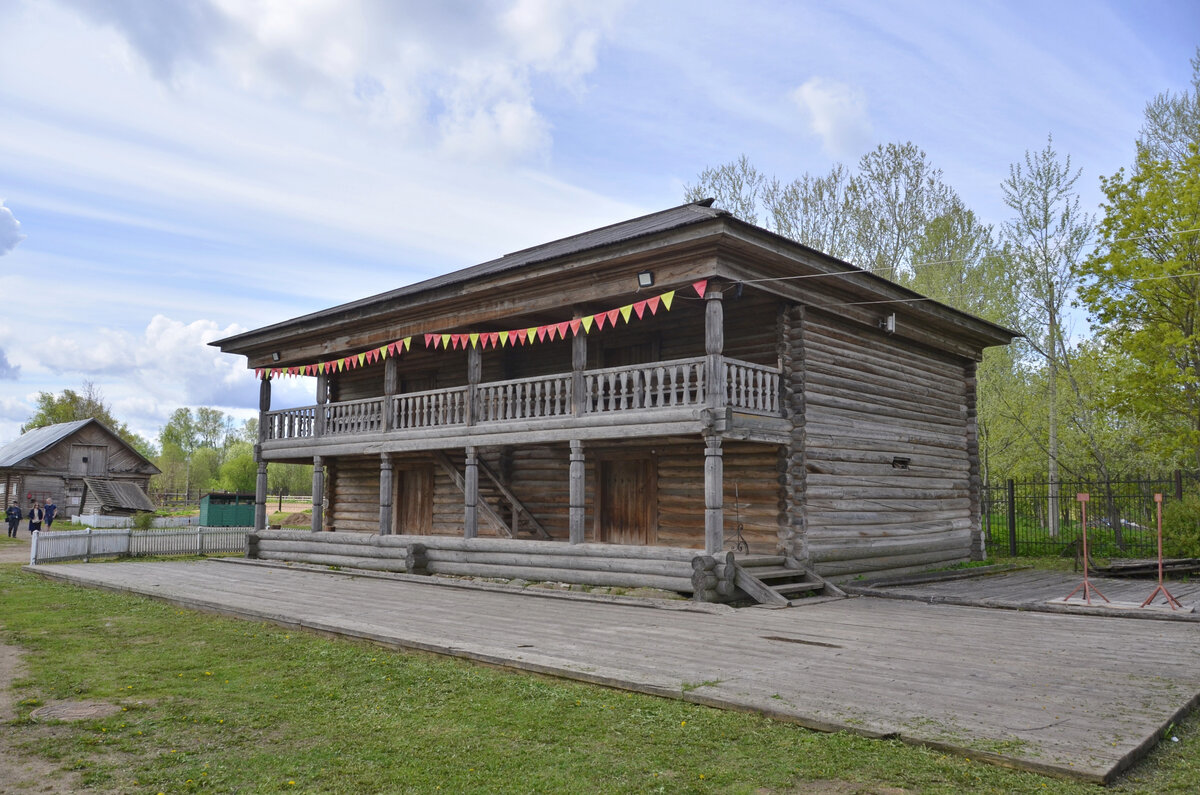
[
  {"xmin": 0, "ymin": 200, "xmax": 25, "ymax": 256},
  {"xmin": 790, "ymin": 76, "xmax": 874, "ymax": 159}
]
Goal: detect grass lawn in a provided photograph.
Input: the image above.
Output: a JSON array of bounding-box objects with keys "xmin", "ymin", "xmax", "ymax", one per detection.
[{"xmin": 0, "ymin": 564, "xmax": 1197, "ymax": 793}]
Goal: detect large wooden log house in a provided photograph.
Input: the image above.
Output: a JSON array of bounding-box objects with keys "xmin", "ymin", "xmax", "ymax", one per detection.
[{"xmin": 213, "ymin": 200, "xmax": 1015, "ymax": 597}]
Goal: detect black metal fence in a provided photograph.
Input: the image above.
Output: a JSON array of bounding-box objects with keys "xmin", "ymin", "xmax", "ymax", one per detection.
[{"xmin": 982, "ymin": 471, "xmax": 1194, "ymax": 558}]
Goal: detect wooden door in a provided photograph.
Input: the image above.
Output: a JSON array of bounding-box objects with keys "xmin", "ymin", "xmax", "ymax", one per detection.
[
  {"xmin": 395, "ymin": 465, "xmax": 433, "ymax": 534},
  {"xmin": 598, "ymin": 458, "xmax": 656, "ymax": 545},
  {"xmin": 70, "ymin": 445, "xmax": 107, "ymax": 476}
]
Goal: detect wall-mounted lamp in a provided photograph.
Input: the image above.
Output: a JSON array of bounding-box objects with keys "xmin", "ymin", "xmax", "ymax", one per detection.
[
  {"xmin": 879, "ymin": 313, "xmax": 896, "ymax": 334},
  {"xmin": 891, "ymin": 456, "xmax": 911, "ymax": 470},
  {"xmin": 271, "ymin": 352, "xmax": 281, "ymax": 362},
  {"xmin": 636, "ymin": 270, "xmax": 655, "ymax": 288}
]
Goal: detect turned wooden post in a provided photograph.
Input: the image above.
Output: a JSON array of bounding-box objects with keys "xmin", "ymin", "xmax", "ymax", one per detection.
[
  {"xmin": 705, "ymin": 287, "xmax": 726, "ymax": 412},
  {"xmin": 383, "ymin": 356, "xmax": 398, "ymax": 431},
  {"xmin": 466, "ymin": 345, "xmax": 481, "ymax": 426},
  {"xmin": 379, "ymin": 453, "xmax": 393, "ymax": 535},
  {"xmin": 311, "ymin": 455, "xmax": 324, "ymax": 533},
  {"xmin": 464, "ymin": 446, "xmax": 479, "ymax": 538},
  {"xmin": 571, "ymin": 317, "xmax": 586, "ymax": 417},
  {"xmin": 569, "ymin": 440, "xmax": 585, "ymax": 543},
  {"xmin": 314, "ymin": 373, "xmax": 328, "ymax": 436},
  {"xmin": 254, "ymin": 376, "xmax": 271, "ymax": 531},
  {"xmin": 704, "ymin": 434, "xmax": 724, "ymax": 554}
]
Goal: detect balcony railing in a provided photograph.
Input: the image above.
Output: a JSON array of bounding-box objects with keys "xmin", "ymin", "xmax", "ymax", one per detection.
[{"xmin": 263, "ymin": 356, "xmax": 781, "ymax": 442}]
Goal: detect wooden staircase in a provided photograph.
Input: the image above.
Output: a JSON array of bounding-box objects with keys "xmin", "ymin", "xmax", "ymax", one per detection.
[
  {"xmin": 433, "ymin": 452, "xmax": 552, "ymax": 539},
  {"xmin": 732, "ymin": 554, "xmax": 844, "ymax": 607}
]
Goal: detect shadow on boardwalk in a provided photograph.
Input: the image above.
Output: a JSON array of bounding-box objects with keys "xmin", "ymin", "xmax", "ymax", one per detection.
[{"xmin": 25, "ymin": 558, "xmax": 1200, "ymax": 785}]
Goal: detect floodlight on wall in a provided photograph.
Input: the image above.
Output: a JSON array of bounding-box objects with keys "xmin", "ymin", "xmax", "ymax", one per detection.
[
  {"xmin": 879, "ymin": 313, "xmax": 896, "ymax": 334},
  {"xmin": 636, "ymin": 270, "xmax": 655, "ymax": 289},
  {"xmin": 271, "ymin": 352, "xmax": 281, "ymax": 362}
]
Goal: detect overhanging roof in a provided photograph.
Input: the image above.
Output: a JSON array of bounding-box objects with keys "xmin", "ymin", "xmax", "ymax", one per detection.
[{"xmin": 0, "ymin": 420, "xmax": 92, "ymax": 468}]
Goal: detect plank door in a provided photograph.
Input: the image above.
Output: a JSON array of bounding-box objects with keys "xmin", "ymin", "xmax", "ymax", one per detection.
[
  {"xmin": 395, "ymin": 465, "xmax": 433, "ymax": 534},
  {"xmin": 598, "ymin": 458, "xmax": 656, "ymax": 545},
  {"xmin": 70, "ymin": 445, "xmax": 107, "ymax": 476}
]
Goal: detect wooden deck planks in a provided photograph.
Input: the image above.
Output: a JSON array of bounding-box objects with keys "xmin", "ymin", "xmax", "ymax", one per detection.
[{"xmin": 25, "ymin": 560, "xmax": 1200, "ymax": 784}]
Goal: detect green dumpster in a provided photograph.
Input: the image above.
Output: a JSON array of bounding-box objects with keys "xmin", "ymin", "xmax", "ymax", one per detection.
[{"xmin": 199, "ymin": 492, "xmax": 255, "ymax": 527}]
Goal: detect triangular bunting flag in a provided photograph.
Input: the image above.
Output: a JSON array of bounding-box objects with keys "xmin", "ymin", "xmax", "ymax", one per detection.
[
  {"xmin": 255, "ymin": 368, "xmax": 262, "ymax": 379},
  {"xmin": 499, "ymin": 331, "xmax": 510, "ymax": 347},
  {"xmin": 607, "ymin": 308, "xmax": 620, "ymax": 326},
  {"xmin": 337, "ymin": 359, "xmax": 345, "ymax": 372},
  {"xmin": 556, "ymin": 321, "xmax": 570, "ymax": 339},
  {"xmin": 358, "ymin": 352, "xmax": 367, "ymax": 367},
  {"xmin": 661, "ymin": 290, "xmax": 675, "ymax": 311},
  {"xmin": 387, "ymin": 343, "xmax": 396, "ymax": 357},
  {"xmin": 424, "ymin": 334, "xmax": 434, "ymax": 348},
  {"xmin": 569, "ymin": 318, "xmax": 582, "ymax": 336},
  {"xmin": 441, "ymin": 334, "xmax": 451, "ymax": 349},
  {"xmin": 647, "ymin": 295, "xmax": 661, "ymax": 315},
  {"xmin": 581, "ymin": 315, "xmax": 594, "ymax": 333},
  {"xmin": 619, "ymin": 305, "xmax": 633, "ymax": 323},
  {"xmin": 470, "ymin": 332, "xmax": 480, "ymax": 349},
  {"xmin": 526, "ymin": 327, "xmax": 537, "ymax": 344},
  {"xmin": 488, "ymin": 332, "xmax": 499, "ymax": 348},
  {"xmin": 594, "ymin": 312, "xmax": 607, "ymax": 330},
  {"xmin": 692, "ymin": 279, "xmax": 708, "ymax": 298},
  {"xmin": 537, "ymin": 326, "xmax": 549, "ymax": 343},
  {"xmin": 633, "ymin": 300, "xmax": 647, "ymax": 319},
  {"xmin": 403, "ymin": 337, "xmax": 411, "ymax": 351}
]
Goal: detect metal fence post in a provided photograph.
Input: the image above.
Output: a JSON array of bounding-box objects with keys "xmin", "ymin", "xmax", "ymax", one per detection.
[{"xmin": 1007, "ymin": 478, "xmax": 1017, "ymax": 557}]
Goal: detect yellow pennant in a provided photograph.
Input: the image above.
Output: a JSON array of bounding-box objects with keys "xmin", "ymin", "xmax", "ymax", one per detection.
[
  {"xmin": 620, "ymin": 304, "xmax": 633, "ymax": 323},
  {"xmin": 469, "ymin": 332, "xmax": 480, "ymax": 348},
  {"xmin": 358, "ymin": 352, "xmax": 367, "ymax": 366},
  {"xmin": 403, "ymin": 337, "xmax": 411, "ymax": 351},
  {"xmin": 526, "ymin": 327, "xmax": 537, "ymax": 343},
  {"xmin": 582, "ymin": 315, "xmax": 594, "ymax": 333},
  {"xmin": 661, "ymin": 290, "xmax": 675, "ymax": 311},
  {"xmin": 499, "ymin": 330, "xmax": 509, "ymax": 347},
  {"xmin": 440, "ymin": 334, "xmax": 451, "ymax": 349},
  {"xmin": 379, "ymin": 345, "xmax": 388, "ymax": 360}
]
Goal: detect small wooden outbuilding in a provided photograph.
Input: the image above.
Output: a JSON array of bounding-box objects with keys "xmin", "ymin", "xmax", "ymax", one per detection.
[{"xmin": 0, "ymin": 419, "xmax": 160, "ymax": 518}]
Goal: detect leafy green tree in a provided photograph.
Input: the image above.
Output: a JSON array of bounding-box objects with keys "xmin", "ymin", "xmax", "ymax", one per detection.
[
  {"xmin": 160, "ymin": 408, "xmax": 199, "ymax": 458},
  {"xmin": 1139, "ymin": 47, "xmax": 1200, "ymax": 164},
  {"xmin": 217, "ymin": 442, "xmax": 257, "ymax": 493},
  {"xmin": 21, "ymin": 380, "xmax": 152, "ymax": 455},
  {"xmin": 1078, "ymin": 144, "xmax": 1200, "ymax": 466},
  {"xmin": 1001, "ymin": 136, "xmax": 1092, "ymax": 534}
]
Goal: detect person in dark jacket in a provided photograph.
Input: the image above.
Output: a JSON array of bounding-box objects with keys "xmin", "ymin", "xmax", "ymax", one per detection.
[
  {"xmin": 28, "ymin": 502, "xmax": 43, "ymax": 534},
  {"xmin": 5, "ymin": 503, "xmax": 19, "ymax": 537},
  {"xmin": 44, "ymin": 499, "xmax": 58, "ymax": 527}
]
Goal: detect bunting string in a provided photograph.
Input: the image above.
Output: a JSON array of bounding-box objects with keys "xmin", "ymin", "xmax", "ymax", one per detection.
[{"xmin": 255, "ymin": 281, "xmax": 707, "ymax": 379}]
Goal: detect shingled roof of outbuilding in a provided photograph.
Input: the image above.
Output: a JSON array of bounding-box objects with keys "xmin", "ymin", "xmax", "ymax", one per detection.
[{"xmin": 0, "ymin": 419, "xmax": 93, "ymax": 468}]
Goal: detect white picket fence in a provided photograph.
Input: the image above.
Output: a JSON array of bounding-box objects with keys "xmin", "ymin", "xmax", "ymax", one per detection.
[
  {"xmin": 69, "ymin": 514, "xmax": 197, "ymax": 529},
  {"xmin": 30, "ymin": 527, "xmax": 250, "ymax": 565}
]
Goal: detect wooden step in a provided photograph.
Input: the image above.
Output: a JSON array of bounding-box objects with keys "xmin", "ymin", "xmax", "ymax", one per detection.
[
  {"xmin": 772, "ymin": 581, "xmax": 823, "ymax": 596},
  {"xmin": 736, "ymin": 555, "xmax": 787, "ymax": 568},
  {"xmin": 751, "ymin": 567, "xmax": 807, "ymax": 580}
]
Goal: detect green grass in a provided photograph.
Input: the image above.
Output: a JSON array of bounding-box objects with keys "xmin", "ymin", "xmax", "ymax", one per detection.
[{"xmin": 0, "ymin": 564, "xmax": 1197, "ymax": 793}]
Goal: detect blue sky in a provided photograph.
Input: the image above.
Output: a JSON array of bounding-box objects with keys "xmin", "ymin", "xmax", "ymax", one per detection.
[{"xmin": 0, "ymin": 0, "xmax": 1196, "ymax": 445}]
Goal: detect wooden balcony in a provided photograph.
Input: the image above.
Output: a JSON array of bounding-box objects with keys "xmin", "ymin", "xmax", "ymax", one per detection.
[{"xmin": 261, "ymin": 356, "xmax": 788, "ymax": 457}]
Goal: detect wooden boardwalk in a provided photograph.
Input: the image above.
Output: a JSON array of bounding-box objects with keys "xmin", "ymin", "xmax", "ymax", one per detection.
[
  {"xmin": 848, "ymin": 568, "xmax": 1200, "ymax": 621},
  {"xmin": 27, "ymin": 559, "xmax": 1200, "ymax": 784}
]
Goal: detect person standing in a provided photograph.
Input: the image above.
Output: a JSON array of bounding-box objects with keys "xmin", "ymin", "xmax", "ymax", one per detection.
[
  {"xmin": 28, "ymin": 502, "xmax": 43, "ymax": 534},
  {"xmin": 5, "ymin": 503, "xmax": 19, "ymax": 537},
  {"xmin": 44, "ymin": 498, "xmax": 58, "ymax": 528}
]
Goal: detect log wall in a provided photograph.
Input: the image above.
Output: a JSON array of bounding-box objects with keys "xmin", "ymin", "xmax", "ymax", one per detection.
[{"xmin": 801, "ymin": 310, "xmax": 974, "ymax": 578}]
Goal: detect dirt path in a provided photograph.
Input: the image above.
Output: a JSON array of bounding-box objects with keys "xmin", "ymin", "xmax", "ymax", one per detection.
[
  {"xmin": 0, "ymin": 536, "xmax": 31, "ymax": 564},
  {"xmin": 0, "ymin": 641, "xmax": 85, "ymax": 792}
]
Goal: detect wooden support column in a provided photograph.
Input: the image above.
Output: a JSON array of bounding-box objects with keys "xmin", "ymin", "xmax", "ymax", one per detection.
[
  {"xmin": 569, "ymin": 440, "xmax": 585, "ymax": 543},
  {"xmin": 705, "ymin": 287, "xmax": 726, "ymax": 412},
  {"xmin": 311, "ymin": 456, "xmax": 324, "ymax": 533},
  {"xmin": 571, "ymin": 316, "xmax": 587, "ymax": 417},
  {"xmin": 314, "ymin": 373, "xmax": 328, "ymax": 436},
  {"xmin": 704, "ymin": 434, "xmax": 724, "ymax": 554},
  {"xmin": 965, "ymin": 360, "xmax": 984, "ymax": 561},
  {"xmin": 254, "ymin": 376, "xmax": 271, "ymax": 531},
  {"xmin": 379, "ymin": 453, "xmax": 394, "ymax": 536},
  {"xmin": 464, "ymin": 446, "xmax": 479, "ymax": 538},
  {"xmin": 383, "ymin": 356, "xmax": 398, "ymax": 431},
  {"xmin": 780, "ymin": 303, "xmax": 808, "ymax": 565},
  {"xmin": 466, "ymin": 345, "xmax": 481, "ymax": 426}
]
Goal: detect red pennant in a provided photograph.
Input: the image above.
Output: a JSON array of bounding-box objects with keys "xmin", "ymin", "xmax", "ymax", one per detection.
[
  {"xmin": 569, "ymin": 318, "xmax": 582, "ymax": 336},
  {"xmin": 424, "ymin": 334, "xmax": 434, "ymax": 348},
  {"xmin": 692, "ymin": 279, "xmax": 708, "ymax": 297},
  {"xmin": 556, "ymin": 321, "xmax": 570, "ymax": 339},
  {"xmin": 606, "ymin": 308, "xmax": 620, "ymax": 326},
  {"xmin": 594, "ymin": 312, "xmax": 607, "ymax": 330},
  {"xmin": 488, "ymin": 332, "xmax": 500, "ymax": 348},
  {"xmin": 647, "ymin": 295, "xmax": 661, "ymax": 315},
  {"xmin": 633, "ymin": 300, "xmax": 647, "ymax": 319},
  {"xmin": 255, "ymin": 368, "xmax": 262, "ymax": 379},
  {"xmin": 537, "ymin": 326, "xmax": 549, "ymax": 343},
  {"xmin": 388, "ymin": 342, "xmax": 398, "ymax": 356}
]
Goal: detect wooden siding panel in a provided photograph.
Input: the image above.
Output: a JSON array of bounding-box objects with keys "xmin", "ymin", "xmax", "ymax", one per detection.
[{"xmin": 803, "ymin": 310, "xmax": 972, "ymax": 578}]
